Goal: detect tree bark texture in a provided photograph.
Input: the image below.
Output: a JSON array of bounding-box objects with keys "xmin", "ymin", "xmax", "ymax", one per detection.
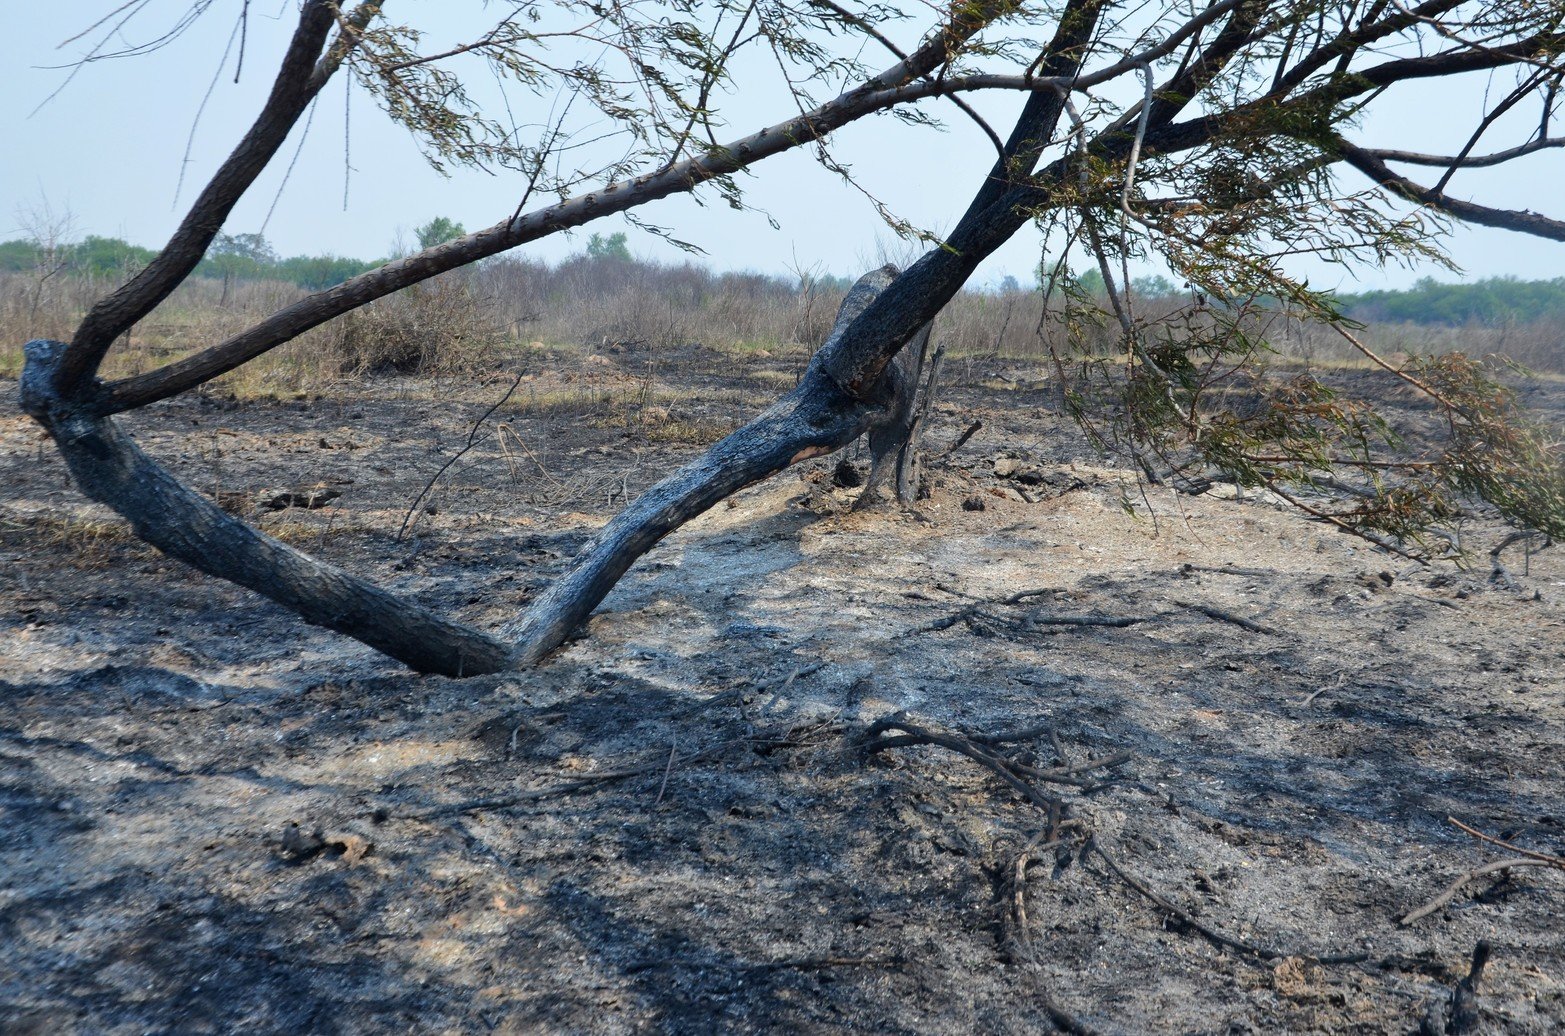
[
  {"xmin": 20, "ymin": 340, "xmax": 514, "ymax": 677},
  {"xmin": 854, "ymin": 267, "xmax": 935, "ymax": 510},
  {"xmin": 509, "ymin": 267, "xmax": 922, "ymax": 664}
]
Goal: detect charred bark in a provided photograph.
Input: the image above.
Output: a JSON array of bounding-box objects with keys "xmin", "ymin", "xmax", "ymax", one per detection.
[
  {"xmin": 509, "ymin": 267, "xmax": 925, "ymax": 664},
  {"xmin": 20, "ymin": 340, "xmax": 514, "ymax": 677},
  {"xmin": 856, "ymin": 309, "xmax": 933, "ymax": 511}
]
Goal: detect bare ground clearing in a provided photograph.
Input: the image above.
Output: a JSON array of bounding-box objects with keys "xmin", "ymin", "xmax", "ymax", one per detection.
[{"xmin": 2, "ymin": 344, "xmax": 1563, "ymax": 1033}]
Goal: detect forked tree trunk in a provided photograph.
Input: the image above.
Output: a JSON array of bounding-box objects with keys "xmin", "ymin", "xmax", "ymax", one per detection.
[{"xmin": 19, "ymin": 268, "xmax": 929, "ymax": 674}]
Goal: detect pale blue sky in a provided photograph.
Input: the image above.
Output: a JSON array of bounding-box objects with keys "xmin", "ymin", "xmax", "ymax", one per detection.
[{"xmin": 3, "ymin": 3, "xmax": 1561, "ymax": 290}]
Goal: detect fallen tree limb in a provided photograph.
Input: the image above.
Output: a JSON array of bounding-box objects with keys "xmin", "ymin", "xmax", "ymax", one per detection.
[
  {"xmin": 918, "ymin": 588, "xmax": 1281, "ymax": 641},
  {"xmin": 1172, "ymin": 600, "xmax": 1280, "ymax": 636},
  {"xmin": 1400, "ymin": 858, "xmax": 1563, "ymax": 925},
  {"xmin": 863, "ymin": 715, "xmax": 1099, "ymax": 1034}
]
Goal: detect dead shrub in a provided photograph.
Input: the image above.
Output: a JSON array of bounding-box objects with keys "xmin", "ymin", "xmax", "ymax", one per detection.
[{"xmin": 321, "ymin": 274, "xmax": 503, "ymax": 376}]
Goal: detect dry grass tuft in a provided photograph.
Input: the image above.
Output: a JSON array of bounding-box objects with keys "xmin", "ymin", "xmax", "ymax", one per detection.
[{"xmin": 0, "ymin": 510, "xmax": 152, "ymax": 568}]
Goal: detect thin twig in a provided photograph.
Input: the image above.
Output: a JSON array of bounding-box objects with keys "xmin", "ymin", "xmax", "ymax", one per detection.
[
  {"xmin": 941, "ymin": 419, "xmax": 983, "ymax": 460},
  {"xmin": 422, "ymin": 741, "xmax": 734, "ymax": 817},
  {"xmin": 627, "ymin": 956, "xmax": 902, "ymax": 973},
  {"xmin": 1448, "ymin": 817, "xmax": 1565, "ymax": 867},
  {"xmin": 1092, "ymin": 845, "xmax": 1367, "ymax": 964},
  {"xmin": 397, "ymin": 373, "xmax": 523, "ymax": 541},
  {"xmin": 653, "ymin": 740, "xmax": 677, "ymax": 807},
  {"xmin": 1401, "ymin": 858, "xmax": 1562, "ymax": 925},
  {"xmin": 1173, "ymin": 600, "xmax": 1279, "ymax": 635}
]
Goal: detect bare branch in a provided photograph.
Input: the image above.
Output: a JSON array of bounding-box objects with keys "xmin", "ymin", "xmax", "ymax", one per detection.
[
  {"xmin": 1338, "ymin": 139, "xmax": 1565, "ymax": 242},
  {"xmin": 55, "ymin": 1, "xmax": 341, "ymax": 398},
  {"xmin": 1359, "ymin": 137, "xmax": 1565, "ymax": 168}
]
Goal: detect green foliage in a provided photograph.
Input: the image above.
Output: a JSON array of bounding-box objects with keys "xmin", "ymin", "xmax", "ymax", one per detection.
[
  {"xmin": 1074, "ymin": 268, "xmax": 1106, "ymax": 297},
  {"xmin": 415, "ymin": 217, "xmax": 466, "ymax": 250},
  {"xmin": 271, "ymin": 254, "xmax": 380, "ymax": 291},
  {"xmin": 1131, "ymin": 275, "xmax": 1178, "ymax": 298},
  {"xmin": 200, "ymin": 233, "xmax": 362, "ymax": 300},
  {"xmin": 1336, "ymin": 277, "xmax": 1565, "ymax": 326},
  {"xmin": 206, "ymin": 232, "xmax": 278, "ymax": 265},
  {"xmin": 1414, "ymin": 354, "xmax": 1565, "ymax": 541},
  {"xmin": 586, "ymin": 232, "xmax": 633, "ymax": 262},
  {"xmin": 70, "ymin": 236, "xmax": 158, "ymax": 276},
  {"xmin": 0, "ymin": 235, "xmax": 157, "ymax": 276}
]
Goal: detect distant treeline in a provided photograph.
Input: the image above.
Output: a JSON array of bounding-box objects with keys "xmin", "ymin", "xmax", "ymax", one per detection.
[
  {"xmin": 0, "ymin": 234, "xmax": 378, "ymax": 291},
  {"xmin": 4, "ymin": 232, "xmax": 1564, "ymax": 327},
  {"xmin": 1332, "ymin": 277, "xmax": 1565, "ymax": 326},
  {"xmin": 1074, "ymin": 268, "xmax": 1565, "ymax": 326}
]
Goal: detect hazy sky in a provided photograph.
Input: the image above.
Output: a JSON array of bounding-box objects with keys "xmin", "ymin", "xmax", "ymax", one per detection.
[{"xmin": 4, "ymin": 3, "xmax": 1562, "ymax": 290}]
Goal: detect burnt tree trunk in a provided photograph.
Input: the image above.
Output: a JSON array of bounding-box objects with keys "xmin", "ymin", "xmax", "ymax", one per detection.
[
  {"xmin": 854, "ymin": 267, "xmax": 935, "ymax": 511},
  {"xmin": 509, "ymin": 265, "xmax": 927, "ymax": 664},
  {"xmin": 897, "ymin": 341, "xmax": 946, "ymax": 505},
  {"xmin": 19, "ymin": 340, "xmax": 515, "ymax": 677}
]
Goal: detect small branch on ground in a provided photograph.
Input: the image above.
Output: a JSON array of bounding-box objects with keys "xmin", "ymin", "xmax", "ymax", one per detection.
[
  {"xmin": 1448, "ymin": 817, "xmax": 1565, "ymax": 866},
  {"xmin": 862, "ymin": 716, "xmax": 1081, "ymax": 811},
  {"xmin": 1401, "ymin": 858, "xmax": 1564, "ymax": 926},
  {"xmin": 942, "ymin": 419, "xmax": 983, "ymax": 461},
  {"xmin": 627, "ymin": 956, "xmax": 902, "ymax": 973},
  {"xmin": 1090, "ymin": 844, "xmax": 1368, "ymax": 964},
  {"xmin": 1177, "ymin": 563, "xmax": 1274, "ymax": 578},
  {"xmin": 919, "ymin": 606, "xmax": 1153, "ymax": 635},
  {"xmin": 1172, "ymin": 600, "xmax": 1280, "ymax": 635},
  {"xmin": 917, "ymin": 590, "xmax": 1277, "ymax": 639},
  {"xmin": 422, "ymin": 720, "xmax": 840, "ymax": 817}
]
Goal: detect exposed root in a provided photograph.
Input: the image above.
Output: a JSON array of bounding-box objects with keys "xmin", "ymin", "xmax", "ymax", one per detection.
[
  {"xmin": 863, "ymin": 709, "xmax": 1371, "ymax": 1030},
  {"xmin": 1088, "ymin": 844, "xmax": 1368, "ymax": 965}
]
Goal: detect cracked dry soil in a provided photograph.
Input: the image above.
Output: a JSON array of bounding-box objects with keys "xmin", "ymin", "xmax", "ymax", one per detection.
[{"xmin": 2, "ymin": 346, "xmax": 1563, "ymax": 1033}]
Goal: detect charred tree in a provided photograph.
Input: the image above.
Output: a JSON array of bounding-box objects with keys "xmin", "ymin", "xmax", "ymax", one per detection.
[
  {"xmin": 19, "ymin": 340, "xmax": 515, "ymax": 677},
  {"xmin": 15, "ymin": 0, "xmax": 1565, "ymax": 674},
  {"xmin": 509, "ymin": 265, "xmax": 933, "ymax": 664}
]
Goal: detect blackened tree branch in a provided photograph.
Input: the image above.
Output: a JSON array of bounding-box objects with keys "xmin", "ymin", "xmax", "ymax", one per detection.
[{"xmin": 56, "ymin": 1, "xmax": 343, "ymax": 398}]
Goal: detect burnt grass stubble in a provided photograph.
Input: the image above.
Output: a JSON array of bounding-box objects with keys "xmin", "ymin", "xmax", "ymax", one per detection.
[{"xmin": 2, "ymin": 340, "xmax": 1563, "ymax": 1033}]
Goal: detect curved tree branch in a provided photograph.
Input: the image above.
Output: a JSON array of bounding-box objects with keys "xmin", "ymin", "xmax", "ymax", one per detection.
[
  {"xmin": 19, "ymin": 340, "xmax": 514, "ymax": 677},
  {"xmin": 56, "ymin": 0, "xmax": 348, "ymax": 398},
  {"xmin": 1358, "ymin": 136, "xmax": 1565, "ymax": 168}
]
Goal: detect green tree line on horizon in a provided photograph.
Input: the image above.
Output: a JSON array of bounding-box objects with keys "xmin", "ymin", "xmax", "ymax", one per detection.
[{"xmin": 4, "ymin": 227, "xmax": 1564, "ymax": 327}]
